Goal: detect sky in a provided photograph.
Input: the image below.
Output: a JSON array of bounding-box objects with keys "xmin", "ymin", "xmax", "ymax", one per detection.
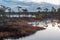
[
  {"xmin": 23, "ymin": 0, "xmax": 60, "ymax": 5},
  {"xmin": 0, "ymin": 0, "xmax": 60, "ymax": 12},
  {"xmin": 1, "ymin": 0, "xmax": 60, "ymax": 5},
  {"xmin": 17, "ymin": 0, "xmax": 60, "ymax": 5}
]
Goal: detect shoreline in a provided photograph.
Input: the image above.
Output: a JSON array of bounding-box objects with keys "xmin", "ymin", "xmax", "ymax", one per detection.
[
  {"xmin": 0, "ymin": 14, "xmax": 60, "ymax": 38},
  {"xmin": 0, "ymin": 20, "xmax": 45, "ymax": 38}
]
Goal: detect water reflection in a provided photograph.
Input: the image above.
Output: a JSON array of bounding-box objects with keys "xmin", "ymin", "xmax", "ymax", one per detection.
[{"xmin": 18, "ymin": 23, "xmax": 60, "ymax": 40}]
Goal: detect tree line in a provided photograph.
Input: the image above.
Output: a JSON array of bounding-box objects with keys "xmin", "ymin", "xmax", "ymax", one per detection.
[
  {"xmin": 0, "ymin": 5, "xmax": 60, "ymax": 13},
  {"xmin": 0, "ymin": 5, "xmax": 60, "ymax": 18}
]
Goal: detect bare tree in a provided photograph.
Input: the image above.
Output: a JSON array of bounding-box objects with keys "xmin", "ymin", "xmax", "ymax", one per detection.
[
  {"xmin": 7, "ymin": 7, "xmax": 11, "ymax": 18},
  {"xmin": 17, "ymin": 6, "xmax": 22, "ymax": 18},
  {"xmin": 44, "ymin": 8, "xmax": 48, "ymax": 12},
  {"xmin": 22, "ymin": 8, "xmax": 28, "ymax": 12},
  {"xmin": 0, "ymin": 5, "xmax": 7, "ymax": 18},
  {"xmin": 37, "ymin": 7, "xmax": 41, "ymax": 13},
  {"xmin": 51, "ymin": 7, "xmax": 56, "ymax": 12}
]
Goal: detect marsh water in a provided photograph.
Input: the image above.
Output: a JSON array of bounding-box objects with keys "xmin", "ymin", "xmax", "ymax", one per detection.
[{"xmin": 4, "ymin": 19, "xmax": 60, "ymax": 40}]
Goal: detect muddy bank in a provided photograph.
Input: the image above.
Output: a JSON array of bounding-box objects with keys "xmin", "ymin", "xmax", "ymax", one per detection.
[{"xmin": 0, "ymin": 20, "xmax": 45, "ymax": 38}]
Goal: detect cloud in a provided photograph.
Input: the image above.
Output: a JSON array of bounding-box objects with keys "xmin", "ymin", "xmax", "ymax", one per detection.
[
  {"xmin": 17, "ymin": 0, "xmax": 60, "ymax": 5},
  {"xmin": 2, "ymin": 0, "xmax": 60, "ymax": 5}
]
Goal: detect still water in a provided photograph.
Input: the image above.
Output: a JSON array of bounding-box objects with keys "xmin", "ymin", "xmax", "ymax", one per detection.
[{"xmin": 5, "ymin": 19, "xmax": 60, "ymax": 40}]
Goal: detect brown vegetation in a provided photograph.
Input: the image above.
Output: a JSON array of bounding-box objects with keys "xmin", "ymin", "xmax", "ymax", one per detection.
[{"xmin": 0, "ymin": 20, "xmax": 45, "ymax": 38}]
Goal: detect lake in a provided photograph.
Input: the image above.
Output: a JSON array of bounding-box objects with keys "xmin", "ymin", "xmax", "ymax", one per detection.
[{"xmin": 4, "ymin": 19, "xmax": 60, "ymax": 40}]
